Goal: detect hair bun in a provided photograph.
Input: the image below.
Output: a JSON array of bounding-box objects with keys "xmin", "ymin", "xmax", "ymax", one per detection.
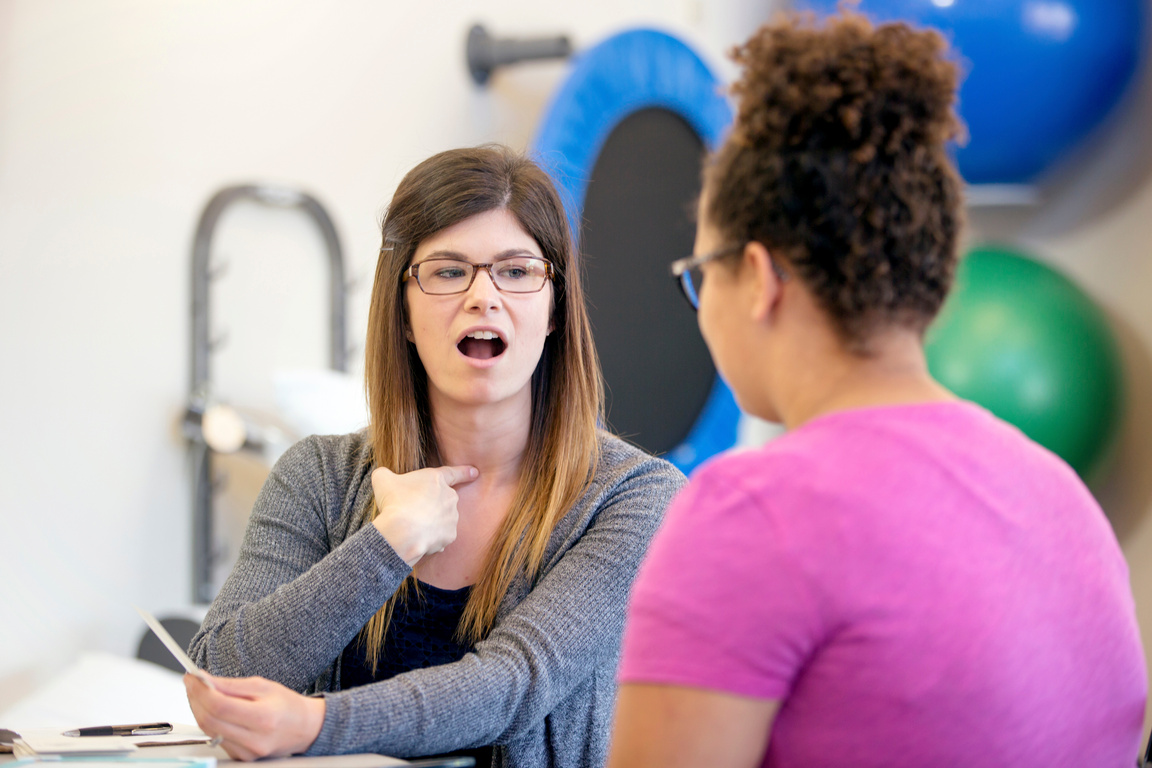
[
  {"xmin": 730, "ymin": 12, "xmax": 964, "ymax": 158},
  {"xmin": 704, "ymin": 10, "xmax": 965, "ymax": 350}
]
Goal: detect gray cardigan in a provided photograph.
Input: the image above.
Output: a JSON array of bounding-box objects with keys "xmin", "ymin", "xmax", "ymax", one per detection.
[{"xmin": 188, "ymin": 430, "xmax": 685, "ymax": 768}]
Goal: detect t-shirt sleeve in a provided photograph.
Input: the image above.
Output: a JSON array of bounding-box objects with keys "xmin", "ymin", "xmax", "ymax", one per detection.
[{"xmin": 618, "ymin": 460, "xmax": 829, "ymax": 701}]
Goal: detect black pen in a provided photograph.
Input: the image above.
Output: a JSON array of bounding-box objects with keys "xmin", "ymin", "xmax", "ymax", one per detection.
[{"xmin": 63, "ymin": 722, "xmax": 172, "ymax": 737}]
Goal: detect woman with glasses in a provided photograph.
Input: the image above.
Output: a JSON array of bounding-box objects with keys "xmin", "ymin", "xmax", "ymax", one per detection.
[
  {"xmin": 184, "ymin": 145, "xmax": 684, "ymax": 767},
  {"xmin": 609, "ymin": 13, "xmax": 1145, "ymax": 768}
]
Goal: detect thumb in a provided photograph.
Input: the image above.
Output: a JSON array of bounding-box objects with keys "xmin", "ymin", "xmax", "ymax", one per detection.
[{"xmin": 439, "ymin": 465, "xmax": 479, "ymax": 487}]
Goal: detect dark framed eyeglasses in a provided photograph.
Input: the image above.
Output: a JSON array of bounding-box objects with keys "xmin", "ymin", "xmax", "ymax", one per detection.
[
  {"xmin": 404, "ymin": 256, "xmax": 554, "ymax": 295},
  {"xmin": 670, "ymin": 243, "xmax": 789, "ymax": 310},
  {"xmin": 669, "ymin": 244, "xmax": 746, "ymax": 310}
]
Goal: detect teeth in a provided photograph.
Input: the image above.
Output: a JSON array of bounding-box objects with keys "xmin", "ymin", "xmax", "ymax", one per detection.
[{"xmin": 466, "ymin": 331, "xmax": 498, "ymax": 340}]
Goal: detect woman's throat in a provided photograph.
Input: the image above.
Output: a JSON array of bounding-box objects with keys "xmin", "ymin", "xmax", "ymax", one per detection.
[{"xmin": 459, "ymin": 338, "xmax": 506, "ymax": 359}]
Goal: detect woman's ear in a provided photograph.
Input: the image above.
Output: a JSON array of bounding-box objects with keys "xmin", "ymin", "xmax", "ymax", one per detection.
[
  {"xmin": 743, "ymin": 242, "xmax": 785, "ymax": 322},
  {"xmin": 400, "ymin": 287, "xmax": 415, "ymax": 342}
]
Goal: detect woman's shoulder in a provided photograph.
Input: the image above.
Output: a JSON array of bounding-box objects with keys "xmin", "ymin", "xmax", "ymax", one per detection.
[
  {"xmin": 565, "ymin": 432, "xmax": 688, "ymax": 530},
  {"xmin": 274, "ymin": 429, "xmax": 374, "ymax": 479},
  {"xmin": 267, "ymin": 429, "xmax": 375, "ymax": 531},
  {"xmin": 594, "ymin": 431, "xmax": 687, "ymax": 494},
  {"xmin": 539, "ymin": 432, "xmax": 687, "ymax": 571}
]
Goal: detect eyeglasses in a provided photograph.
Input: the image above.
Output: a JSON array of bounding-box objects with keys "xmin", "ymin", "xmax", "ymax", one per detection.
[
  {"xmin": 669, "ymin": 244, "xmax": 745, "ymax": 310},
  {"xmin": 404, "ymin": 256, "xmax": 554, "ymax": 295},
  {"xmin": 670, "ymin": 243, "xmax": 789, "ymax": 310}
]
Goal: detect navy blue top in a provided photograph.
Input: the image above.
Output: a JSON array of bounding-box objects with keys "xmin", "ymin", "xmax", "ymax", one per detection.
[{"xmin": 340, "ymin": 581, "xmax": 492, "ymax": 766}]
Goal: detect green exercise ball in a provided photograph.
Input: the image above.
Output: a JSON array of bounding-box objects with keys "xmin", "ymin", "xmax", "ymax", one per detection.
[{"xmin": 925, "ymin": 245, "xmax": 1124, "ymax": 479}]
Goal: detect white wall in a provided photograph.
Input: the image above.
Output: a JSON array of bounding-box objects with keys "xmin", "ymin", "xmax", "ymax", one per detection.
[{"xmin": 0, "ymin": 0, "xmax": 782, "ymax": 707}]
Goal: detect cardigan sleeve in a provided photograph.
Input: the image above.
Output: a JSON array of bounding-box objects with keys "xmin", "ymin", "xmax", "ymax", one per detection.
[
  {"xmin": 305, "ymin": 449, "xmax": 685, "ymax": 758},
  {"xmin": 188, "ymin": 436, "xmax": 412, "ymax": 691}
]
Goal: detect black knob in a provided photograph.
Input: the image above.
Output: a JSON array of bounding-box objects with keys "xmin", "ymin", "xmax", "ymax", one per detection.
[{"xmin": 467, "ymin": 24, "xmax": 573, "ymax": 86}]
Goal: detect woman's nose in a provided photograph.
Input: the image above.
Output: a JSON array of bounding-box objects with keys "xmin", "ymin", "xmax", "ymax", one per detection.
[{"xmin": 465, "ymin": 266, "xmax": 501, "ymax": 309}]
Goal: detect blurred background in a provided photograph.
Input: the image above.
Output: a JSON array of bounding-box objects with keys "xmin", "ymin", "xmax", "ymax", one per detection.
[{"xmin": 3, "ymin": 0, "xmax": 1152, "ymax": 734}]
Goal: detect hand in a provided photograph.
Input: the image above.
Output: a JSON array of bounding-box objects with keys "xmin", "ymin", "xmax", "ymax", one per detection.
[
  {"xmin": 184, "ymin": 672, "xmax": 326, "ymax": 762},
  {"xmin": 371, "ymin": 464, "xmax": 478, "ymax": 566}
]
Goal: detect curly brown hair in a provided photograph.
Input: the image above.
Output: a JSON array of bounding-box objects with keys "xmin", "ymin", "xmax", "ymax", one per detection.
[{"xmin": 704, "ymin": 11, "xmax": 965, "ymax": 351}]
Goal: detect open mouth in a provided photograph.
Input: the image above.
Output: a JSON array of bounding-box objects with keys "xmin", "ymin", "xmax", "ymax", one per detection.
[{"xmin": 458, "ymin": 331, "xmax": 507, "ymax": 360}]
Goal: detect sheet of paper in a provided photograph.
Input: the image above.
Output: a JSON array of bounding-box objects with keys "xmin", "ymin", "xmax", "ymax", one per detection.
[
  {"xmin": 133, "ymin": 608, "xmax": 215, "ymax": 690},
  {"xmin": 16, "ymin": 730, "xmax": 137, "ymax": 756}
]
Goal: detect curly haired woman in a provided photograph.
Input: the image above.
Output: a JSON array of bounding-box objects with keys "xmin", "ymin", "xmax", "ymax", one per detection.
[{"xmin": 608, "ymin": 13, "xmax": 1146, "ymax": 768}]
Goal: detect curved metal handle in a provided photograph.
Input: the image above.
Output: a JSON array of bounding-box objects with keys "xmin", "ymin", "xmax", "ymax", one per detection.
[
  {"xmin": 188, "ymin": 184, "xmax": 347, "ymax": 603},
  {"xmin": 190, "ymin": 184, "xmax": 347, "ymax": 398}
]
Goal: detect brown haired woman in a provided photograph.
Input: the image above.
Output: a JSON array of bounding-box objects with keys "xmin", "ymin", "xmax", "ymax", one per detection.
[
  {"xmin": 608, "ymin": 13, "xmax": 1146, "ymax": 768},
  {"xmin": 184, "ymin": 145, "xmax": 684, "ymax": 767}
]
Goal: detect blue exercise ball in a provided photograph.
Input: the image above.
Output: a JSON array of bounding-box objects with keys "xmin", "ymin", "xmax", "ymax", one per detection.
[{"xmin": 794, "ymin": 0, "xmax": 1147, "ymax": 184}]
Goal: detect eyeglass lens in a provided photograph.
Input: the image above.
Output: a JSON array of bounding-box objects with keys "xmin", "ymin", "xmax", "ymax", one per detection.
[
  {"xmin": 416, "ymin": 257, "xmax": 549, "ymax": 294},
  {"xmin": 680, "ymin": 265, "xmax": 705, "ymax": 309}
]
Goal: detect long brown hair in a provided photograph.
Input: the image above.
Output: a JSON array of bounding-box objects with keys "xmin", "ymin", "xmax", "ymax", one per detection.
[{"xmin": 361, "ymin": 145, "xmax": 603, "ymax": 666}]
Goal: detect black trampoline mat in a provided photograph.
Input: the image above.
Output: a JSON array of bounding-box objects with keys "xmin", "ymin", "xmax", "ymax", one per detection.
[{"xmin": 580, "ymin": 107, "xmax": 716, "ymax": 455}]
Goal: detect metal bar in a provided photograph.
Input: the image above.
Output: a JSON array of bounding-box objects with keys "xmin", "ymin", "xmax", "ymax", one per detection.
[
  {"xmin": 187, "ymin": 185, "xmax": 347, "ymax": 604},
  {"xmin": 467, "ymin": 24, "xmax": 572, "ymax": 86}
]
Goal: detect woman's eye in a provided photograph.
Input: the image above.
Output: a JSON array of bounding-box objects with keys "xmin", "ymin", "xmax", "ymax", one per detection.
[
  {"xmin": 432, "ymin": 266, "xmax": 468, "ymax": 279},
  {"xmin": 497, "ymin": 263, "xmax": 533, "ymax": 280}
]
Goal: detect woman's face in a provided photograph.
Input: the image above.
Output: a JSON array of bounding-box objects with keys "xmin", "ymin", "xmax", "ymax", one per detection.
[
  {"xmin": 693, "ymin": 203, "xmax": 761, "ymax": 418},
  {"xmin": 405, "ymin": 208, "xmax": 554, "ymax": 413}
]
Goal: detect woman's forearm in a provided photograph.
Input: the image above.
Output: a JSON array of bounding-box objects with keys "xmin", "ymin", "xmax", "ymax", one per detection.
[
  {"xmin": 191, "ymin": 523, "xmax": 409, "ymax": 689},
  {"xmin": 188, "ymin": 437, "xmax": 411, "ymax": 689}
]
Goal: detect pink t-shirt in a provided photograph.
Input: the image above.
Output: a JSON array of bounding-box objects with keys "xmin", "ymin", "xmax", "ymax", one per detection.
[{"xmin": 620, "ymin": 401, "xmax": 1146, "ymax": 768}]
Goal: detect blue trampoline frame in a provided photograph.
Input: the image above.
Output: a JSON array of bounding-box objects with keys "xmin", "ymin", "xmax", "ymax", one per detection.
[{"xmin": 531, "ymin": 28, "xmax": 739, "ymax": 475}]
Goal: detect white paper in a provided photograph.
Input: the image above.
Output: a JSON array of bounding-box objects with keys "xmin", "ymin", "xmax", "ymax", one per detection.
[
  {"xmin": 17, "ymin": 729, "xmax": 137, "ymax": 755},
  {"xmin": 133, "ymin": 607, "xmax": 215, "ymax": 690}
]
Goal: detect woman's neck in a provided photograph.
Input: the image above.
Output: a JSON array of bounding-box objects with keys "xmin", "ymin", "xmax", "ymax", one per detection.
[
  {"xmin": 416, "ymin": 390, "xmax": 533, "ymax": 589},
  {"xmin": 429, "ymin": 391, "xmax": 533, "ymax": 485},
  {"xmin": 777, "ymin": 327, "xmax": 955, "ymax": 430}
]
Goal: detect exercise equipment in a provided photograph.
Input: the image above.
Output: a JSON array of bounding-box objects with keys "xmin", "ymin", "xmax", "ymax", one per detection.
[
  {"xmin": 466, "ymin": 24, "xmax": 572, "ymax": 85},
  {"xmin": 924, "ymin": 245, "xmax": 1124, "ymax": 478},
  {"xmin": 183, "ymin": 185, "xmax": 347, "ymax": 603},
  {"xmin": 795, "ymin": 0, "xmax": 1147, "ymax": 184},
  {"xmin": 533, "ymin": 29, "xmax": 737, "ymax": 473}
]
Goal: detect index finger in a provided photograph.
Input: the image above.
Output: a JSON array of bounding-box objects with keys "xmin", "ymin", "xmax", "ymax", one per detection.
[{"xmin": 438, "ymin": 465, "xmax": 479, "ymax": 486}]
